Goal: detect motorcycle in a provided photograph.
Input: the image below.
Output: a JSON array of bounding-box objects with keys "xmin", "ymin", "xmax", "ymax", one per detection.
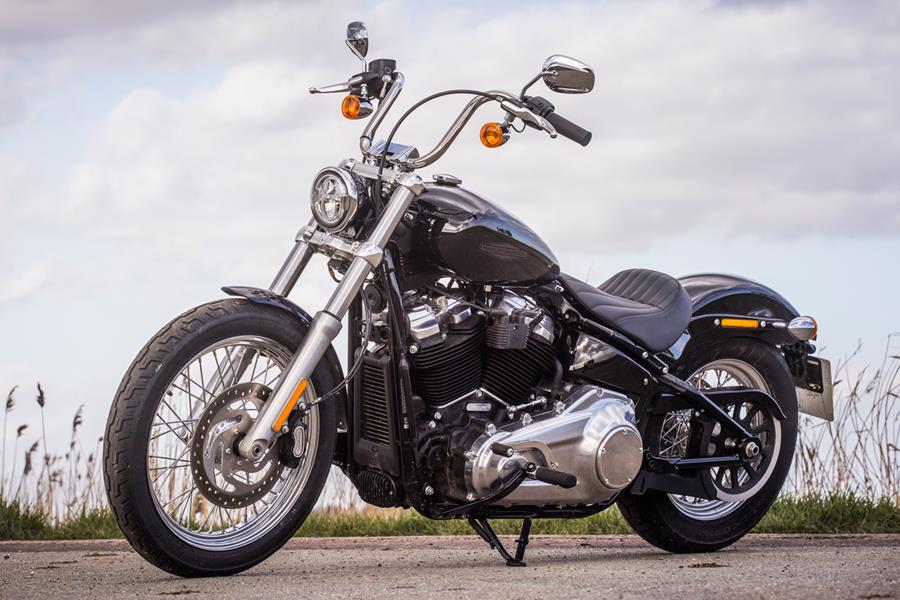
[{"xmin": 103, "ymin": 22, "xmax": 834, "ymax": 576}]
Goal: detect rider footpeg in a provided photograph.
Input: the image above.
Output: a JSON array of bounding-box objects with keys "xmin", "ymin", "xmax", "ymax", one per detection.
[
  {"xmin": 526, "ymin": 463, "xmax": 577, "ymax": 488},
  {"xmin": 490, "ymin": 443, "xmax": 578, "ymax": 488}
]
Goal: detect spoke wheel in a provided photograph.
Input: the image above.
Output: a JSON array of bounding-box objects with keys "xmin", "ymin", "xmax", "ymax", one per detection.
[
  {"xmin": 146, "ymin": 335, "xmax": 318, "ymax": 551},
  {"xmin": 662, "ymin": 358, "xmax": 781, "ymax": 521}
]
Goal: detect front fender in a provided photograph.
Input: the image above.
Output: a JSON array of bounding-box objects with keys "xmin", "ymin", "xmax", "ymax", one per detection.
[{"xmin": 221, "ymin": 286, "xmax": 349, "ymax": 431}]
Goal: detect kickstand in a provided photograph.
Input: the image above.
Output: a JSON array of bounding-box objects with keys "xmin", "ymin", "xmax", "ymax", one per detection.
[{"xmin": 467, "ymin": 517, "xmax": 532, "ymax": 567}]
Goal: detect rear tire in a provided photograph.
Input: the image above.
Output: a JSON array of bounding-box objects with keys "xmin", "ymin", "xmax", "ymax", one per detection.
[
  {"xmin": 618, "ymin": 338, "xmax": 797, "ymax": 553},
  {"xmin": 104, "ymin": 299, "xmax": 338, "ymax": 577}
]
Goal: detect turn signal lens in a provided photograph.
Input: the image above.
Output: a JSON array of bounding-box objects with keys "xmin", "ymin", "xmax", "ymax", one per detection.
[
  {"xmin": 341, "ymin": 95, "xmax": 361, "ymax": 119},
  {"xmin": 720, "ymin": 318, "xmax": 759, "ymax": 329},
  {"xmin": 480, "ymin": 122, "xmax": 509, "ymax": 148},
  {"xmin": 341, "ymin": 95, "xmax": 372, "ymax": 120}
]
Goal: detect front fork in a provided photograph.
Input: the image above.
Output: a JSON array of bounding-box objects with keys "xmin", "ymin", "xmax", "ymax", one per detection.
[{"xmin": 237, "ymin": 172, "xmax": 423, "ymax": 460}]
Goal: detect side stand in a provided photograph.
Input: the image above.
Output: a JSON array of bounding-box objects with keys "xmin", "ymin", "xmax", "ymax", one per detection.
[{"xmin": 467, "ymin": 517, "xmax": 533, "ymax": 567}]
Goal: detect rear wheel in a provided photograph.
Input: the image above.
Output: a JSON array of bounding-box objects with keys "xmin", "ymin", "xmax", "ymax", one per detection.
[
  {"xmin": 618, "ymin": 338, "xmax": 797, "ymax": 553},
  {"xmin": 104, "ymin": 299, "xmax": 338, "ymax": 577}
]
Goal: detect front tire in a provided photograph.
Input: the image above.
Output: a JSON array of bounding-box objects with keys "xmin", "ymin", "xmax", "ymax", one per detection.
[
  {"xmin": 104, "ymin": 299, "xmax": 338, "ymax": 577},
  {"xmin": 618, "ymin": 338, "xmax": 798, "ymax": 553}
]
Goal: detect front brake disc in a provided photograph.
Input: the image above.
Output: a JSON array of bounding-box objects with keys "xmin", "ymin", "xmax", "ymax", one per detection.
[{"xmin": 190, "ymin": 382, "xmax": 284, "ymax": 508}]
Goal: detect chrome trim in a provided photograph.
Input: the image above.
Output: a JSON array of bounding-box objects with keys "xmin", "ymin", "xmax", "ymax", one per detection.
[
  {"xmin": 310, "ymin": 167, "xmax": 361, "ymax": 233},
  {"xmin": 797, "ymin": 357, "xmax": 834, "ymax": 420},
  {"xmin": 308, "ymin": 73, "xmax": 366, "ymax": 95},
  {"xmin": 466, "ymin": 385, "xmax": 641, "ymax": 507},
  {"xmin": 360, "ymin": 72, "xmax": 405, "ymax": 155},
  {"xmin": 269, "ymin": 221, "xmax": 316, "ymax": 296},
  {"xmin": 499, "ymin": 99, "xmax": 556, "ymax": 138},
  {"xmin": 541, "ymin": 55, "xmax": 595, "ymax": 94},
  {"xmin": 395, "ymin": 90, "xmax": 521, "ymax": 170},
  {"xmin": 345, "ymin": 21, "xmax": 368, "ymax": 70},
  {"xmin": 433, "ymin": 173, "xmax": 462, "ymax": 186},
  {"xmin": 788, "ymin": 316, "xmax": 818, "ymax": 341}
]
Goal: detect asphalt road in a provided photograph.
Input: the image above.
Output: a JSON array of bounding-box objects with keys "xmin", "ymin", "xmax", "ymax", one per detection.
[{"xmin": 1, "ymin": 535, "xmax": 898, "ymax": 600}]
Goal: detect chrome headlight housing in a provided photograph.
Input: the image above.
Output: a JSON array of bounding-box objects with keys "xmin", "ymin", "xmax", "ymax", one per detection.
[{"xmin": 310, "ymin": 167, "xmax": 362, "ymax": 233}]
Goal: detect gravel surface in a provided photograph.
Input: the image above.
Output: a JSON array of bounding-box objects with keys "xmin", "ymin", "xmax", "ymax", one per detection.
[{"xmin": 1, "ymin": 534, "xmax": 898, "ymax": 599}]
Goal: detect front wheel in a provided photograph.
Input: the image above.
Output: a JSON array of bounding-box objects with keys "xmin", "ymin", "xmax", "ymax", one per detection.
[
  {"xmin": 618, "ymin": 338, "xmax": 798, "ymax": 553},
  {"xmin": 104, "ymin": 299, "xmax": 338, "ymax": 577}
]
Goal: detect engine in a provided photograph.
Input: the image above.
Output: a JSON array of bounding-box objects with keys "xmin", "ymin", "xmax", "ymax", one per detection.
[
  {"xmin": 406, "ymin": 291, "xmax": 558, "ymax": 408},
  {"xmin": 402, "ymin": 289, "xmax": 644, "ymax": 508}
]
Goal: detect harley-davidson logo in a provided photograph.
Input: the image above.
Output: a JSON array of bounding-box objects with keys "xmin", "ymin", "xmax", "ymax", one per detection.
[{"xmin": 479, "ymin": 242, "xmax": 529, "ymax": 260}]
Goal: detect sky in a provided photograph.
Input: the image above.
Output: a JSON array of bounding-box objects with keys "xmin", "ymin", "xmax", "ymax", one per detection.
[{"xmin": 1, "ymin": 0, "xmax": 899, "ymax": 474}]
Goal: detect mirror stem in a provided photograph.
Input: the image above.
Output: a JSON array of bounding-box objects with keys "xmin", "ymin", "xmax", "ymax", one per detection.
[{"xmin": 519, "ymin": 71, "xmax": 552, "ymax": 99}]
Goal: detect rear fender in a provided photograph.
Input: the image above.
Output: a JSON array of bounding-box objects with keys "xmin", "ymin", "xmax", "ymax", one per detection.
[
  {"xmin": 672, "ymin": 275, "xmax": 832, "ymax": 421},
  {"xmin": 679, "ymin": 273, "xmax": 798, "ymax": 321}
]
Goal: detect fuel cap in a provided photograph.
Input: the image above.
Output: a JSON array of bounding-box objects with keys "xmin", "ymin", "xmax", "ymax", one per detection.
[{"xmin": 433, "ymin": 173, "xmax": 462, "ymax": 186}]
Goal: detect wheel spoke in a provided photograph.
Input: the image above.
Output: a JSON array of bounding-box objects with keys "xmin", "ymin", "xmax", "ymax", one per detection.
[
  {"xmin": 668, "ymin": 358, "xmax": 779, "ymax": 521},
  {"xmin": 145, "ymin": 336, "xmax": 319, "ymax": 550}
]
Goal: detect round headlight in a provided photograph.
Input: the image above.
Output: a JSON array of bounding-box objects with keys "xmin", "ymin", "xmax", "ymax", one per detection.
[{"xmin": 310, "ymin": 168, "xmax": 360, "ymax": 232}]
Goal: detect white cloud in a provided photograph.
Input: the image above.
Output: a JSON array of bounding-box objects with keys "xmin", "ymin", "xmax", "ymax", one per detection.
[
  {"xmin": 0, "ymin": 264, "xmax": 49, "ymax": 303},
  {"xmin": 1, "ymin": 0, "xmax": 899, "ymax": 455}
]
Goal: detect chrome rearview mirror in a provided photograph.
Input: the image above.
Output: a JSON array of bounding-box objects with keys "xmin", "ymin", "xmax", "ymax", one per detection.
[
  {"xmin": 542, "ymin": 55, "xmax": 594, "ymax": 94},
  {"xmin": 346, "ymin": 21, "xmax": 369, "ymax": 69}
]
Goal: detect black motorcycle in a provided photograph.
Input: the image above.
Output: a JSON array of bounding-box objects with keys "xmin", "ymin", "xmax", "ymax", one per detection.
[{"xmin": 104, "ymin": 22, "xmax": 833, "ymax": 576}]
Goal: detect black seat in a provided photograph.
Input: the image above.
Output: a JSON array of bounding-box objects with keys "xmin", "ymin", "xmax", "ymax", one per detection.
[{"xmin": 560, "ymin": 269, "xmax": 692, "ymax": 353}]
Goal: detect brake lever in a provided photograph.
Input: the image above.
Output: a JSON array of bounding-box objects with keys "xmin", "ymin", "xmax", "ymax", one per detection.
[
  {"xmin": 309, "ymin": 73, "xmax": 366, "ymax": 95},
  {"xmin": 499, "ymin": 99, "xmax": 557, "ymax": 138}
]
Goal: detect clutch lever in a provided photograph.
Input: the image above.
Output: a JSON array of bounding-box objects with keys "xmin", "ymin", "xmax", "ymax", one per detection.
[{"xmin": 499, "ymin": 99, "xmax": 557, "ymax": 138}]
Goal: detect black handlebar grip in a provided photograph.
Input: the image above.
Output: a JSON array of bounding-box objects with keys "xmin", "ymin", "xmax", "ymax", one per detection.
[
  {"xmin": 546, "ymin": 112, "xmax": 592, "ymax": 147},
  {"xmin": 533, "ymin": 466, "xmax": 578, "ymax": 489}
]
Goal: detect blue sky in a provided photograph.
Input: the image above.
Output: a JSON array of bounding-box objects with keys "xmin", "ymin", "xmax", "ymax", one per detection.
[{"xmin": 1, "ymin": 0, "xmax": 899, "ymax": 465}]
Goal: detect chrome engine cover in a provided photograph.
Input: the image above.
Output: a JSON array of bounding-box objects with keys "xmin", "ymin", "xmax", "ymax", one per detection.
[{"xmin": 466, "ymin": 385, "xmax": 643, "ymax": 506}]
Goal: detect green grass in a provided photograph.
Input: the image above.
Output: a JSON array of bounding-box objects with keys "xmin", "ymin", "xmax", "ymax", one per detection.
[{"xmin": 2, "ymin": 495, "xmax": 898, "ymax": 541}]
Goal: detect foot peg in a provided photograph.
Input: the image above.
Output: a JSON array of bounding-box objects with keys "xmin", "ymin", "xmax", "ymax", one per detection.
[
  {"xmin": 490, "ymin": 443, "xmax": 578, "ymax": 489},
  {"xmin": 526, "ymin": 464, "xmax": 577, "ymax": 488}
]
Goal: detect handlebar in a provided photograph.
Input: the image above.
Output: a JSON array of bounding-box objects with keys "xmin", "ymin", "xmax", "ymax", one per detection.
[
  {"xmin": 546, "ymin": 112, "xmax": 592, "ymax": 147},
  {"xmin": 311, "ymin": 70, "xmax": 591, "ymax": 170},
  {"xmin": 523, "ymin": 95, "xmax": 592, "ymax": 147}
]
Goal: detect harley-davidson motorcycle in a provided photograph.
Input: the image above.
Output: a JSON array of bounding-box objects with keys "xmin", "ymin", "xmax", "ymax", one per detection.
[{"xmin": 104, "ymin": 22, "xmax": 834, "ymax": 576}]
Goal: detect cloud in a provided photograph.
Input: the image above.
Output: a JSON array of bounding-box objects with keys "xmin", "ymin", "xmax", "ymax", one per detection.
[
  {"xmin": 2, "ymin": 0, "xmax": 898, "ymax": 476},
  {"xmin": 0, "ymin": 264, "xmax": 49, "ymax": 303},
  {"xmin": 1, "ymin": 0, "xmax": 899, "ymax": 286}
]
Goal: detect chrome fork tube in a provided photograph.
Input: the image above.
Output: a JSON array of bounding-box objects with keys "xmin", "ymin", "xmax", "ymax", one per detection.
[
  {"xmin": 190, "ymin": 221, "xmax": 315, "ymax": 430},
  {"xmin": 270, "ymin": 219, "xmax": 316, "ymax": 297},
  {"xmin": 238, "ymin": 179, "xmax": 421, "ymax": 459}
]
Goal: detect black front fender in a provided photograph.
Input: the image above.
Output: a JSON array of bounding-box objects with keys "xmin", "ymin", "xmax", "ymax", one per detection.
[{"xmin": 221, "ymin": 286, "xmax": 348, "ymax": 431}]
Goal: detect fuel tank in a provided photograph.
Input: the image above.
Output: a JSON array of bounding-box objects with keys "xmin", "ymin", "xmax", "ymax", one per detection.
[{"xmin": 393, "ymin": 183, "xmax": 559, "ymax": 286}]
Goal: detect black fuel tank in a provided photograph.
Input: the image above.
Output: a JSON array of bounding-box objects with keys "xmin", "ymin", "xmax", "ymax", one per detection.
[{"xmin": 407, "ymin": 184, "xmax": 559, "ymax": 285}]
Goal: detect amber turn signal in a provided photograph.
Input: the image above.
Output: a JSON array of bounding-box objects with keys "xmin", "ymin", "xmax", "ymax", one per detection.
[
  {"xmin": 480, "ymin": 122, "xmax": 509, "ymax": 148},
  {"xmin": 720, "ymin": 318, "xmax": 759, "ymax": 329},
  {"xmin": 341, "ymin": 95, "xmax": 372, "ymax": 120}
]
